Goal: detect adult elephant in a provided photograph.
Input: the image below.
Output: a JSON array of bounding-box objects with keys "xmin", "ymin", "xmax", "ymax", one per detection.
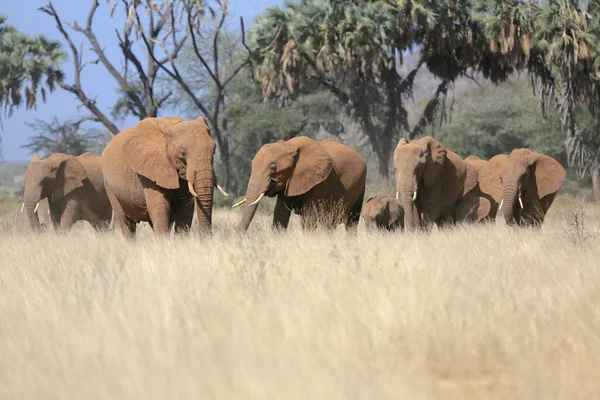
[
  {"xmin": 478, "ymin": 149, "xmax": 565, "ymax": 227},
  {"xmin": 453, "ymin": 156, "xmax": 499, "ymax": 223},
  {"xmin": 102, "ymin": 116, "xmax": 227, "ymax": 238},
  {"xmin": 362, "ymin": 194, "xmax": 404, "ymax": 231},
  {"xmin": 235, "ymin": 137, "xmax": 367, "ymax": 231},
  {"xmin": 393, "ymin": 136, "xmax": 476, "ymax": 230},
  {"xmin": 22, "ymin": 152, "xmax": 112, "ymax": 231}
]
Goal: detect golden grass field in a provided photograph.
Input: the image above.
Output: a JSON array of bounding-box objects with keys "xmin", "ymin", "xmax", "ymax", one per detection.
[{"xmin": 1, "ymin": 196, "xmax": 600, "ymax": 399}]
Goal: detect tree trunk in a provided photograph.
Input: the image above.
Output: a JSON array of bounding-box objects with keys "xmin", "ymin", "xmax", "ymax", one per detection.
[
  {"xmin": 377, "ymin": 149, "xmax": 391, "ymax": 183},
  {"xmin": 592, "ymin": 151, "xmax": 600, "ymax": 202}
]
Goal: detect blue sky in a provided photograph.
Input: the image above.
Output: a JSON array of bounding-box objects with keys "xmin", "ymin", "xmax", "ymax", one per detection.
[{"xmin": 1, "ymin": 0, "xmax": 282, "ymax": 161}]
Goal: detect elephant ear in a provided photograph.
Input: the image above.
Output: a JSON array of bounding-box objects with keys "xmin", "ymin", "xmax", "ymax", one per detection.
[
  {"xmin": 476, "ymin": 197, "xmax": 492, "ymax": 221},
  {"xmin": 285, "ymin": 137, "xmax": 333, "ymax": 197},
  {"xmin": 421, "ymin": 136, "xmax": 447, "ymax": 189},
  {"xmin": 48, "ymin": 153, "xmax": 88, "ymax": 201},
  {"xmin": 123, "ymin": 119, "xmax": 180, "ymax": 189},
  {"xmin": 531, "ymin": 153, "xmax": 566, "ymax": 199},
  {"xmin": 387, "ymin": 198, "xmax": 404, "ymax": 227},
  {"xmin": 463, "ymin": 162, "xmax": 479, "ymax": 195},
  {"xmin": 478, "ymin": 154, "xmax": 508, "ymax": 203},
  {"xmin": 30, "ymin": 154, "xmax": 43, "ymax": 163}
]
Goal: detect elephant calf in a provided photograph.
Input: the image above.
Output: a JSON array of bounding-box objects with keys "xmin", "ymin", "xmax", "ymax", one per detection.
[
  {"xmin": 23, "ymin": 152, "xmax": 112, "ymax": 231},
  {"xmin": 362, "ymin": 194, "xmax": 404, "ymax": 231},
  {"xmin": 235, "ymin": 136, "xmax": 367, "ymax": 231}
]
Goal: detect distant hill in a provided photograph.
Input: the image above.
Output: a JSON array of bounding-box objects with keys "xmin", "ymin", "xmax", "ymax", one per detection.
[{"xmin": 398, "ymin": 52, "xmax": 530, "ymax": 120}]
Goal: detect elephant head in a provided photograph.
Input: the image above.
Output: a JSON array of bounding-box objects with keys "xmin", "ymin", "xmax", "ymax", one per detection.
[
  {"xmin": 236, "ymin": 136, "xmax": 333, "ymax": 231},
  {"xmin": 123, "ymin": 116, "xmax": 217, "ymax": 233},
  {"xmin": 393, "ymin": 136, "xmax": 447, "ymax": 230},
  {"xmin": 478, "ymin": 149, "xmax": 565, "ymax": 225},
  {"xmin": 23, "ymin": 153, "xmax": 88, "ymax": 229},
  {"xmin": 362, "ymin": 195, "xmax": 404, "ymax": 230}
]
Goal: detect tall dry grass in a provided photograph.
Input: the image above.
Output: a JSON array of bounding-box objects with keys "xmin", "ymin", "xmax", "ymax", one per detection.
[{"xmin": 1, "ymin": 198, "xmax": 600, "ymax": 399}]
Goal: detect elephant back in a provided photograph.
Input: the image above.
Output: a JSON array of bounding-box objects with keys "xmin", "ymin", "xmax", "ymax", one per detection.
[{"xmin": 319, "ymin": 138, "xmax": 367, "ymax": 186}]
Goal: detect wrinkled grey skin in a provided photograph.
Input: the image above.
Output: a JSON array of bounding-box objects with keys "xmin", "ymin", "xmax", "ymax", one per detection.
[{"xmin": 362, "ymin": 194, "xmax": 404, "ymax": 231}]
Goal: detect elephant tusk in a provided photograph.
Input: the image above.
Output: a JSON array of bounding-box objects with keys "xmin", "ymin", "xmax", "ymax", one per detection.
[
  {"xmin": 216, "ymin": 184, "xmax": 229, "ymax": 197},
  {"xmin": 498, "ymin": 199, "xmax": 503, "ymax": 211},
  {"xmin": 519, "ymin": 196, "xmax": 524, "ymax": 209},
  {"xmin": 34, "ymin": 202, "xmax": 39, "ymax": 213},
  {"xmin": 412, "ymin": 190, "xmax": 417, "ymax": 201},
  {"xmin": 232, "ymin": 198, "xmax": 247, "ymax": 208},
  {"xmin": 20, "ymin": 203, "xmax": 24, "ymax": 212},
  {"xmin": 248, "ymin": 192, "xmax": 265, "ymax": 206},
  {"xmin": 396, "ymin": 191, "xmax": 399, "ymax": 200},
  {"xmin": 188, "ymin": 181, "xmax": 198, "ymax": 197}
]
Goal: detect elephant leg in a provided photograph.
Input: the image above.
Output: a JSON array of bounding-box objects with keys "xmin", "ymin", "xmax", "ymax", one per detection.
[
  {"xmin": 107, "ymin": 190, "xmax": 136, "ymax": 239},
  {"xmin": 421, "ymin": 211, "xmax": 436, "ymax": 231},
  {"xmin": 435, "ymin": 215, "xmax": 453, "ymax": 229},
  {"xmin": 273, "ymin": 194, "xmax": 292, "ymax": 230},
  {"xmin": 49, "ymin": 203, "xmax": 61, "ymax": 229},
  {"xmin": 58, "ymin": 199, "xmax": 79, "ymax": 232},
  {"xmin": 144, "ymin": 187, "xmax": 171, "ymax": 234},
  {"xmin": 345, "ymin": 188, "xmax": 365, "ymax": 231},
  {"xmin": 172, "ymin": 196, "xmax": 195, "ymax": 234}
]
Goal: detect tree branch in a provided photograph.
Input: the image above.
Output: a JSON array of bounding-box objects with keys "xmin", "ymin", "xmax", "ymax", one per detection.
[
  {"xmin": 71, "ymin": 0, "xmax": 147, "ymax": 118},
  {"xmin": 187, "ymin": 10, "xmax": 219, "ymax": 85},
  {"xmin": 40, "ymin": 2, "xmax": 120, "ymax": 135},
  {"xmin": 213, "ymin": 13, "xmax": 226, "ymax": 83}
]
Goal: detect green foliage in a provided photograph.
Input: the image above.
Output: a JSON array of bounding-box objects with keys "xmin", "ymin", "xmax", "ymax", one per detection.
[
  {"xmin": 436, "ymin": 80, "xmax": 565, "ymax": 163},
  {"xmin": 0, "ymin": 191, "xmax": 21, "ymax": 212},
  {"xmin": 0, "ymin": 15, "xmax": 65, "ymax": 118}
]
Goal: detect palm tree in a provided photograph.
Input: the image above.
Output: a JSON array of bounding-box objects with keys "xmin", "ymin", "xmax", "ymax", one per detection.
[
  {"xmin": 0, "ymin": 15, "xmax": 65, "ymax": 119},
  {"xmin": 250, "ymin": 0, "xmax": 497, "ymax": 180}
]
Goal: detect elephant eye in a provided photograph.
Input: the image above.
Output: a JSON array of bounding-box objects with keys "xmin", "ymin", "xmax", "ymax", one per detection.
[
  {"xmin": 179, "ymin": 147, "xmax": 186, "ymax": 157},
  {"xmin": 269, "ymin": 163, "xmax": 276, "ymax": 172}
]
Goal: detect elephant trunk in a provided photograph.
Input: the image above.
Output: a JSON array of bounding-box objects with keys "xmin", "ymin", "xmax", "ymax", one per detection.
[
  {"xmin": 502, "ymin": 183, "xmax": 519, "ymax": 225},
  {"xmin": 238, "ymin": 173, "xmax": 269, "ymax": 232},
  {"xmin": 397, "ymin": 173, "xmax": 419, "ymax": 231},
  {"xmin": 189, "ymin": 166, "xmax": 214, "ymax": 235},
  {"xmin": 23, "ymin": 187, "xmax": 43, "ymax": 229}
]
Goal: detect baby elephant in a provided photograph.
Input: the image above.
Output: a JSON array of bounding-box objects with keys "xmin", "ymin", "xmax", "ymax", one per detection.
[{"xmin": 362, "ymin": 194, "xmax": 404, "ymax": 231}]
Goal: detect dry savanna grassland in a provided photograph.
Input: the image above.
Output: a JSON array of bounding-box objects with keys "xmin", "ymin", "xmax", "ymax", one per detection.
[{"xmin": 1, "ymin": 195, "xmax": 600, "ymax": 400}]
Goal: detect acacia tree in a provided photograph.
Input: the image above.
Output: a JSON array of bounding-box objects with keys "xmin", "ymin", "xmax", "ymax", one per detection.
[
  {"xmin": 0, "ymin": 15, "xmax": 65, "ymax": 120},
  {"xmin": 21, "ymin": 117, "xmax": 106, "ymax": 157}
]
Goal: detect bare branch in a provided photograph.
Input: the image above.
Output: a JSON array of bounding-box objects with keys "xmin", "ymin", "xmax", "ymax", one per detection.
[
  {"xmin": 187, "ymin": 10, "xmax": 219, "ymax": 85},
  {"xmin": 139, "ymin": 27, "xmax": 216, "ymax": 127},
  {"xmin": 40, "ymin": 2, "xmax": 120, "ymax": 135},
  {"xmin": 156, "ymin": 91, "xmax": 172, "ymax": 108},
  {"xmin": 213, "ymin": 13, "xmax": 226, "ymax": 82},
  {"xmin": 71, "ymin": 0, "xmax": 147, "ymax": 117}
]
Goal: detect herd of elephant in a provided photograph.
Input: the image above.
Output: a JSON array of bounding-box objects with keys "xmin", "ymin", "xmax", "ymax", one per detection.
[{"xmin": 20, "ymin": 116, "xmax": 566, "ymax": 237}]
